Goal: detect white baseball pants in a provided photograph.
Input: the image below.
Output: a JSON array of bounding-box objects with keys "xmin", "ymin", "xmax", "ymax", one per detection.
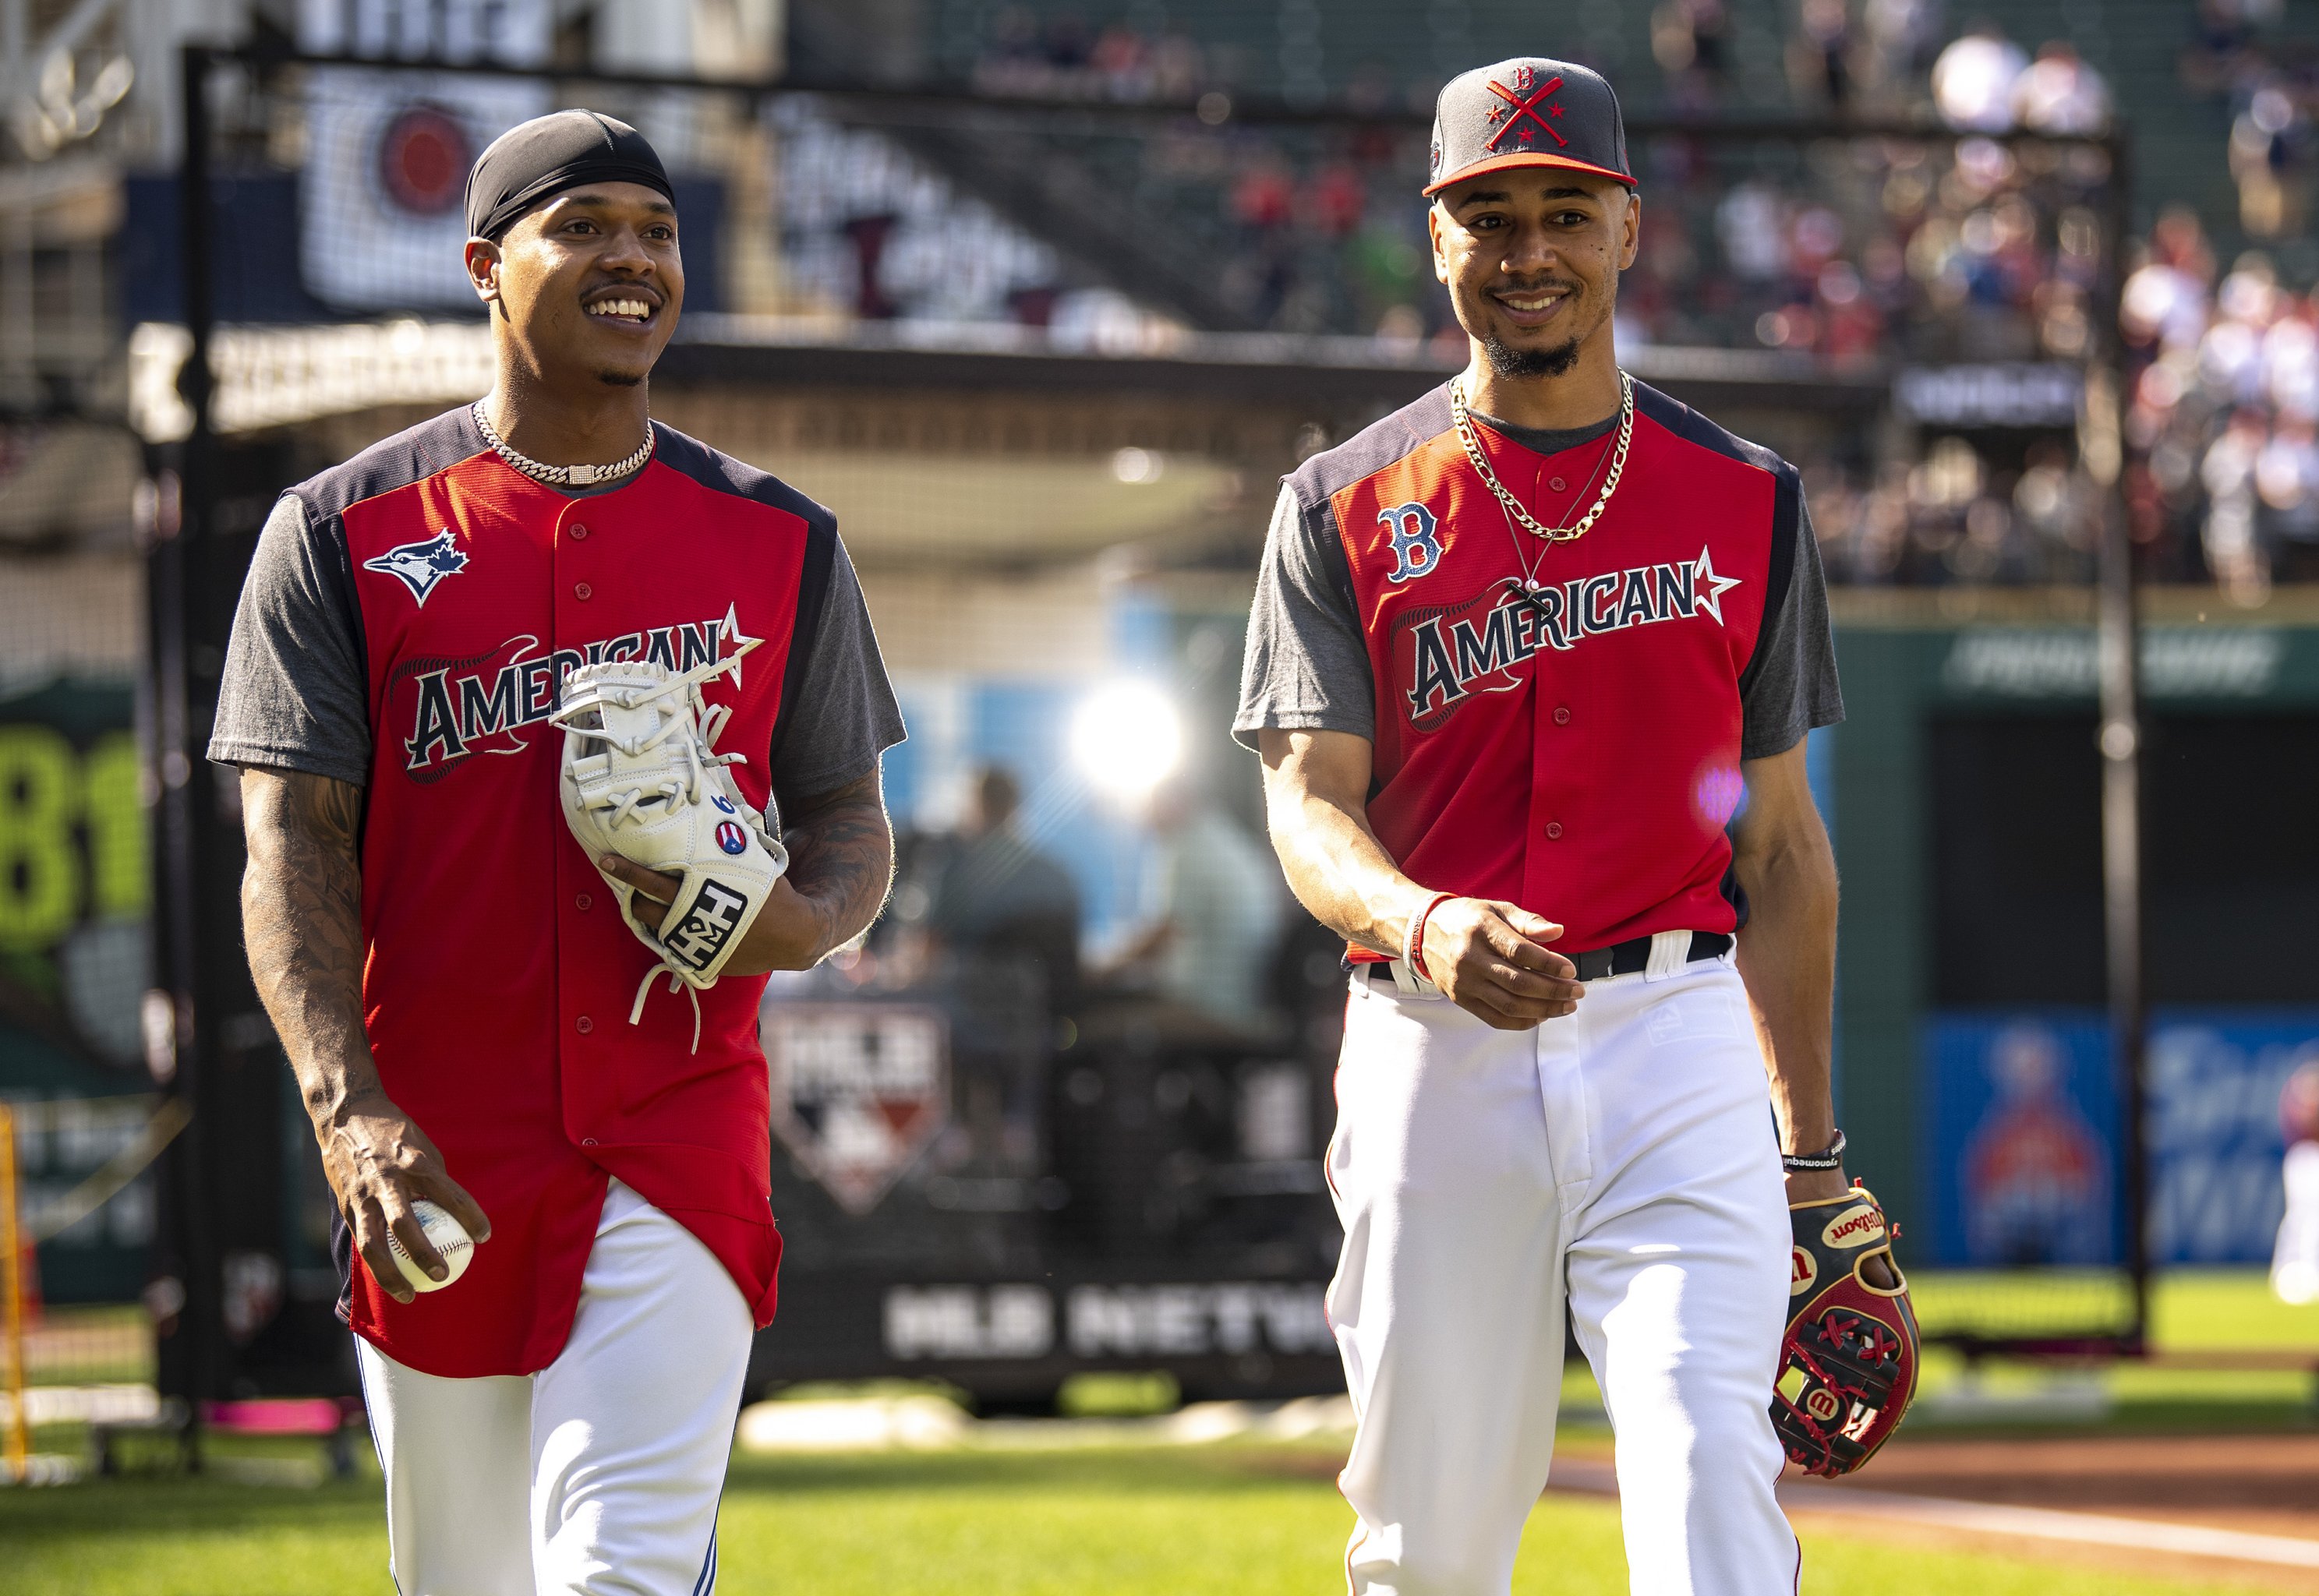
[
  {"xmin": 1329, "ymin": 950, "xmax": 1798, "ymax": 1596},
  {"xmin": 355, "ymin": 1179, "xmax": 755, "ymax": 1596}
]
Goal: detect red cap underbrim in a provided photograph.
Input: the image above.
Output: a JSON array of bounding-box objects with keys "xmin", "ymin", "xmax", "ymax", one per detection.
[{"xmin": 1424, "ymin": 150, "xmax": 1638, "ymax": 197}]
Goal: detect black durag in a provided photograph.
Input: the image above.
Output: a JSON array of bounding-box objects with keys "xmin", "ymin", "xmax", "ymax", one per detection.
[{"xmin": 464, "ymin": 110, "xmax": 675, "ymax": 242}]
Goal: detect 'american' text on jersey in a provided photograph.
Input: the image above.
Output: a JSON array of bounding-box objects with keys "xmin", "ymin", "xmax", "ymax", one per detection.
[
  {"xmin": 1402, "ymin": 548, "xmax": 1741, "ymax": 722},
  {"xmin": 399, "ymin": 615, "xmax": 739, "ymax": 776}
]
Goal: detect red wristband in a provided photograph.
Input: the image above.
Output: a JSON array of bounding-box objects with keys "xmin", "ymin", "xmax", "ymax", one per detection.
[{"xmin": 1403, "ymin": 892, "xmax": 1455, "ymax": 983}]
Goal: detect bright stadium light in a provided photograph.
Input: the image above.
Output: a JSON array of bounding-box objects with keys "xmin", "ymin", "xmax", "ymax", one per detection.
[{"xmin": 1069, "ymin": 680, "xmax": 1182, "ymax": 802}]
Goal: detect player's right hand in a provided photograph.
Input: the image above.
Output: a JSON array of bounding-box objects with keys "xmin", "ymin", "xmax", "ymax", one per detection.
[
  {"xmin": 316, "ymin": 1092, "xmax": 492, "ymax": 1305},
  {"xmin": 1419, "ymin": 899, "xmax": 1584, "ymax": 1029}
]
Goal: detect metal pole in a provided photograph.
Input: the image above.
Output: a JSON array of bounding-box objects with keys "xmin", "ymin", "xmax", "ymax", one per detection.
[
  {"xmin": 153, "ymin": 41, "xmax": 217, "ymax": 1468},
  {"xmin": 2087, "ymin": 129, "xmax": 2148, "ymax": 1354},
  {"xmin": 0, "ymin": 1102, "xmax": 29, "ymax": 1482}
]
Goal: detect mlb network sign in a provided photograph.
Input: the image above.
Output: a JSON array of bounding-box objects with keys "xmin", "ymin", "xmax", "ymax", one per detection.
[
  {"xmin": 1925, "ymin": 1010, "xmax": 2319, "ymax": 1265},
  {"xmin": 882, "ymin": 1281, "xmax": 1334, "ymax": 1362}
]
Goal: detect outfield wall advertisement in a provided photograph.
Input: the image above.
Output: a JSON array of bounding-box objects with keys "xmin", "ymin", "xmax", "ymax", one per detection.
[{"xmin": 1925, "ymin": 1011, "xmax": 2319, "ymax": 1266}]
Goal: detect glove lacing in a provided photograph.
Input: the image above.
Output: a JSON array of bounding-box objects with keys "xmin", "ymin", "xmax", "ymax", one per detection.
[{"xmin": 553, "ymin": 654, "xmax": 755, "ymax": 1054}]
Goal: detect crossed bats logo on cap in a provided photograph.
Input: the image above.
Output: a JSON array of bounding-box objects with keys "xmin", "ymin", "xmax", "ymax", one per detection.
[{"xmin": 1486, "ymin": 70, "xmax": 1568, "ymax": 151}]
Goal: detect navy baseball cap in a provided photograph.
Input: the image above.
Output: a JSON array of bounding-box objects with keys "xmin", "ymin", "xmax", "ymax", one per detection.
[{"xmin": 1425, "ymin": 58, "xmax": 1635, "ymax": 197}]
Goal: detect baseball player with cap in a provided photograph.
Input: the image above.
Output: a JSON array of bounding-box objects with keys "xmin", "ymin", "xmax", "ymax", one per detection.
[
  {"xmin": 210, "ymin": 111, "xmax": 903, "ymax": 1592},
  {"xmin": 1237, "ymin": 58, "xmax": 1847, "ymax": 1594}
]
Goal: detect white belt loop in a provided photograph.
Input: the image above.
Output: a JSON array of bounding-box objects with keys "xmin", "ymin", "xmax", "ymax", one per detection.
[
  {"xmin": 1388, "ymin": 957, "xmax": 1444, "ymax": 998},
  {"xmin": 1642, "ymin": 929, "xmax": 1692, "ymax": 983}
]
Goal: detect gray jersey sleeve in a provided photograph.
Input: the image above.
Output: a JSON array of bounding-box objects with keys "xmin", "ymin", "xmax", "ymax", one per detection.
[
  {"xmin": 1739, "ymin": 496, "xmax": 1845, "ymax": 760},
  {"xmin": 208, "ymin": 493, "xmax": 374, "ymax": 785},
  {"xmin": 1233, "ymin": 483, "xmax": 1376, "ymax": 750},
  {"xmin": 768, "ymin": 538, "xmax": 907, "ymax": 810}
]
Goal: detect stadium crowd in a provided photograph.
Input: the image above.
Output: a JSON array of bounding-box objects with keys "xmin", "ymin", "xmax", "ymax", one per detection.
[{"xmin": 772, "ymin": 2, "xmax": 2317, "ymax": 589}]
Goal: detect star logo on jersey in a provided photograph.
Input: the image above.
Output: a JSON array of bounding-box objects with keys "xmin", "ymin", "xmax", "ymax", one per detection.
[
  {"xmin": 1689, "ymin": 548, "xmax": 1745, "ymax": 623},
  {"xmin": 362, "ymin": 530, "xmax": 469, "ymax": 607}
]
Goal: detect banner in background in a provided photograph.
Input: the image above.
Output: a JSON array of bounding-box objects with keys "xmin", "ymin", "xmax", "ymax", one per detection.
[
  {"xmin": 1925, "ymin": 1010, "xmax": 2319, "ymax": 1266},
  {"xmin": 0, "ymin": 678, "xmax": 154, "ymax": 1301}
]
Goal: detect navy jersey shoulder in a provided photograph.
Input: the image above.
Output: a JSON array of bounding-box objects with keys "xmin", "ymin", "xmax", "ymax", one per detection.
[
  {"xmin": 1632, "ymin": 380, "xmax": 1792, "ymax": 480},
  {"xmin": 1285, "ymin": 383, "xmax": 1455, "ymax": 510},
  {"xmin": 1632, "ymin": 381, "xmax": 1802, "ymax": 687},
  {"xmin": 649, "ymin": 422, "xmax": 838, "ymax": 542},
  {"xmin": 287, "ymin": 406, "xmax": 488, "ymax": 527},
  {"xmin": 645, "ymin": 423, "xmax": 843, "ymax": 754}
]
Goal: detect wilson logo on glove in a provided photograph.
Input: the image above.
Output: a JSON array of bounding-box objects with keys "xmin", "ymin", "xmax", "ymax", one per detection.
[
  {"xmin": 1773, "ymin": 1185, "xmax": 1918, "ymax": 1478},
  {"xmin": 552, "ymin": 646, "xmax": 789, "ymax": 1051}
]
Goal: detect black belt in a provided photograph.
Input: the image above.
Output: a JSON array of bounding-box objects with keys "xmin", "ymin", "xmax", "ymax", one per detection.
[{"xmin": 1572, "ymin": 930, "xmax": 1732, "ymax": 981}]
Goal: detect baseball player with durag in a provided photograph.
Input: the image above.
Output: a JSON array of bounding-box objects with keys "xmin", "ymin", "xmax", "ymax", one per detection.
[
  {"xmin": 210, "ymin": 111, "xmax": 903, "ymax": 1592},
  {"xmin": 1237, "ymin": 58, "xmax": 1858, "ymax": 1594}
]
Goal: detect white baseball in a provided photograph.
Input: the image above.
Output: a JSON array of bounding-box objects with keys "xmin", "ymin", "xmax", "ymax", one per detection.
[{"xmin": 383, "ymin": 1199, "xmax": 475, "ymax": 1293}]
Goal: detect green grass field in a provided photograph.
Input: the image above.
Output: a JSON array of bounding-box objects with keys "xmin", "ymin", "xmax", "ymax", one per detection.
[
  {"xmin": 5, "ymin": 1269, "xmax": 2314, "ymax": 1594},
  {"xmin": 0, "ymin": 1439, "xmax": 2296, "ymax": 1596}
]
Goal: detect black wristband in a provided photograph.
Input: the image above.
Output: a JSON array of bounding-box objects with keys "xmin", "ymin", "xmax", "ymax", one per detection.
[{"xmin": 1781, "ymin": 1128, "xmax": 1847, "ymax": 1173}]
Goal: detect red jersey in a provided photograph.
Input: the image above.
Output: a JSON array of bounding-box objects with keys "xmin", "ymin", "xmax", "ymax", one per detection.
[
  {"xmin": 1238, "ymin": 381, "xmax": 1828, "ymax": 954},
  {"xmin": 214, "ymin": 407, "xmax": 893, "ymax": 1378}
]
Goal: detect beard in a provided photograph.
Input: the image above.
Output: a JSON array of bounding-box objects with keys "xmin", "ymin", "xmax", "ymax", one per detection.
[
  {"xmin": 594, "ymin": 369, "xmax": 645, "ymax": 387},
  {"xmin": 1481, "ymin": 330, "xmax": 1583, "ymax": 380}
]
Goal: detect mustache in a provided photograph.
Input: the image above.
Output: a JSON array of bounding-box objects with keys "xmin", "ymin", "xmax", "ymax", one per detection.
[{"xmin": 1491, "ymin": 277, "xmax": 1582, "ymax": 297}]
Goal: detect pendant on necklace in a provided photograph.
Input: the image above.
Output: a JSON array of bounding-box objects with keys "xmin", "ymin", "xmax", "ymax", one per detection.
[{"xmin": 1506, "ymin": 577, "xmax": 1557, "ymax": 620}]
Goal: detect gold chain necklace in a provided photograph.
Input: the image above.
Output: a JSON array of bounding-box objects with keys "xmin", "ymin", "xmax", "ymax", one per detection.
[
  {"xmin": 1450, "ymin": 369, "xmax": 1635, "ymax": 543},
  {"xmin": 472, "ymin": 402, "xmax": 655, "ymax": 488}
]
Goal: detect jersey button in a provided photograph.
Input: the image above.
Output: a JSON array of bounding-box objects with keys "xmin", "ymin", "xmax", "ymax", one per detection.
[
  {"xmin": 581, "ymin": 1137, "xmax": 599, "ymax": 1147},
  {"xmin": 1545, "ymin": 821, "xmax": 1564, "ymax": 839},
  {"xmin": 574, "ymin": 581, "xmax": 592, "ymax": 600},
  {"xmin": 1554, "ymin": 706, "xmax": 1571, "ymax": 726},
  {"xmin": 569, "ymin": 524, "xmax": 589, "ymax": 540},
  {"xmin": 575, "ymin": 1015, "xmax": 595, "ymax": 1034},
  {"xmin": 575, "ymin": 892, "xmax": 592, "ymax": 911},
  {"xmin": 1549, "ymin": 476, "xmax": 1567, "ymax": 493}
]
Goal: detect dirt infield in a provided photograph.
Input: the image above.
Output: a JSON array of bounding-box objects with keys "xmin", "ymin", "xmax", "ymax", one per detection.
[{"xmin": 1821, "ymin": 1433, "xmax": 2319, "ymax": 1543}]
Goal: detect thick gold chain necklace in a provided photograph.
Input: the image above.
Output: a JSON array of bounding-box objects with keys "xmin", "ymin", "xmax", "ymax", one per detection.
[{"xmin": 1450, "ymin": 369, "xmax": 1634, "ymax": 543}]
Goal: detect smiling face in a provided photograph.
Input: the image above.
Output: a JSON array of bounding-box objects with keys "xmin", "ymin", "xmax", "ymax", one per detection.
[
  {"xmin": 465, "ymin": 182, "xmax": 683, "ymax": 390},
  {"xmin": 1430, "ymin": 167, "xmax": 1639, "ymax": 380}
]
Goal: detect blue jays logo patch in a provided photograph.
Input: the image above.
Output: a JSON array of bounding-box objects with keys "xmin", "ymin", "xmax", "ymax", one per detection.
[
  {"xmin": 716, "ymin": 821, "xmax": 748, "ymax": 855},
  {"xmin": 1380, "ymin": 502, "xmax": 1444, "ymax": 584},
  {"xmin": 363, "ymin": 530, "xmax": 469, "ymax": 607}
]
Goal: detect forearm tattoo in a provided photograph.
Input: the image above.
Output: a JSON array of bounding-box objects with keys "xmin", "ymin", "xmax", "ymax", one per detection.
[
  {"xmin": 781, "ymin": 770, "xmax": 894, "ymax": 956},
  {"xmin": 241, "ymin": 769, "xmax": 383, "ymax": 1123}
]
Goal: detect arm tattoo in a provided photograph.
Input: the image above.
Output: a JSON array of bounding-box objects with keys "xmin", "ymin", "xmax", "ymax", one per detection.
[
  {"xmin": 780, "ymin": 769, "xmax": 894, "ymax": 956},
  {"xmin": 240, "ymin": 768, "xmax": 384, "ymax": 1125}
]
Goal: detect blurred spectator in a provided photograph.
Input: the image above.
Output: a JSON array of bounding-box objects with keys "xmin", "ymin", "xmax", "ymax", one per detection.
[
  {"xmin": 1101, "ymin": 779, "xmax": 1285, "ymax": 1036},
  {"xmin": 2275, "ymin": 1062, "xmax": 2319, "ymax": 1306},
  {"xmin": 2013, "ymin": 41, "xmax": 2110, "ymax": 135},
  {"xmin": 2228, "ymin": 84, "xmax": 2310, "ymax": 240},
  {"xmin": 1931, "ymin": 23, "xmax": 2027, "ymax": 131},
  {"xmin": 1858, "ymin": 0, "xmax": 1946, "ymax": 111},
  {"xmin": 922, "ymin": 765, "xmax": 1083, "ymax": 1007}
]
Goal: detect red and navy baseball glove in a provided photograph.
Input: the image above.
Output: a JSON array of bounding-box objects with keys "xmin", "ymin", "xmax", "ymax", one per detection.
[{"xmin": 1773, "ymin": 1185, "xmax": 1919, "ymax": 1478}]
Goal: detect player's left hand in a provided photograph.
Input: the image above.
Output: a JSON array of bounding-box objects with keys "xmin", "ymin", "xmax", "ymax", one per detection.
[{"xmin": 596, "ymin": 854, "xmax": 829, "ymax": 973}]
